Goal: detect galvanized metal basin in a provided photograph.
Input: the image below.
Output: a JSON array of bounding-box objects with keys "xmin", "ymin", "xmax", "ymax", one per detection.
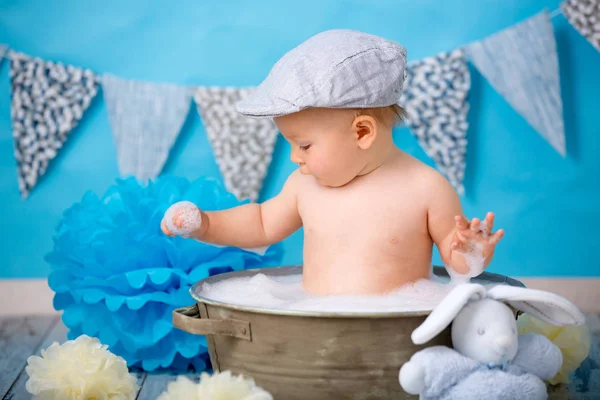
[{"xmin": 173, "ymin": 266, "xmax": 524, "ymax": 399}]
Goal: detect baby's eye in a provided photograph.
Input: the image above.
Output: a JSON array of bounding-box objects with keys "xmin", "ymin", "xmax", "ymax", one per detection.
[
  {"xmin": 477, "ymin": 328, "xmax": 485, "ymax": 336},
  {"xmin": 299, "ymin": 144, "xmax": 311, "ymax": 151}
]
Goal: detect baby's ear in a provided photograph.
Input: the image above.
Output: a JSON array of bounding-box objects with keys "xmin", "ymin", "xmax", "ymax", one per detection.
[{"xmin": 352, "ymin": 115, "xmax": 377, "ymax": 150}]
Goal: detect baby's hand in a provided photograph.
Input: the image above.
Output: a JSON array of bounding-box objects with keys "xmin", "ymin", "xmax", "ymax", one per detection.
[
  {"xmin": 161, "ymin": 201, "xmax": 203, "ymax": 238},
  {"xmin": 451, "ymin": 212, "xmax": 504, "ymax": 257}
]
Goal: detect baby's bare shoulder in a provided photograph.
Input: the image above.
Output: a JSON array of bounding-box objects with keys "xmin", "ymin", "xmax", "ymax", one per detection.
[
  {"xmin": 287, "ymin": 169, "xmax": 317, "ymax": 189},
  {"xmin": 282, "ymin": 169, "xmax": 320, "ymax": 197},
  {"xmin": 389, "ymin": 156, "xmax": 457, "ymax": 199},
  {"xmin": 382, "ymin": 156, "xmax": 457, "ymax": 209}
]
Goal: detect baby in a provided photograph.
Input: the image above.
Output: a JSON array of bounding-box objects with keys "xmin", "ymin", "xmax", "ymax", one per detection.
[{"xmin": 161, "ymin": 30, "xmax": 504, "ymax": 295}]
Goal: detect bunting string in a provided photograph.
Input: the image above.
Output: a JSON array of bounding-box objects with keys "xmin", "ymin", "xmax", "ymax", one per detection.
[{"xmin": 0, "ymin": 3, "xmax": 592, "ymax": 199}]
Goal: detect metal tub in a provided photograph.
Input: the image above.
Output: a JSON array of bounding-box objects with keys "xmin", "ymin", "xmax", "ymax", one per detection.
[{"xmin": 173, "ymin": 266, "xmax": 523, "ymax": 399}]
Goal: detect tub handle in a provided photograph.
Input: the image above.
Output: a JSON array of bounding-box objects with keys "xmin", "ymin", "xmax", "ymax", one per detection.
[{"xmin": 173, "ymin": 304, "xmax": 252, "ymax": 341}]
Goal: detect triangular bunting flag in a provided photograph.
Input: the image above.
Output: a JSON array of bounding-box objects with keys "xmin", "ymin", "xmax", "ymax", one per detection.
[
  {"xmin": 9, "ymin": 52, "xmax": 99, "ymax": 198},
  {"xmin": 562, "ymin": 0, "xmax": 600, "ymax": 52},
  {"xmin": 194, "ymin": 87, "xmax": 279, "ymax": 202},
  {"xmin": 102, "ymin": 74, "xmax": 192, "ymax": 181},
  {"xmin": 467, "ymin": 11, "xmax": 566, "ymax": 156},
  {"xmin": 399, "ymin": 49, "xmax": 471, "ymax": 195}
]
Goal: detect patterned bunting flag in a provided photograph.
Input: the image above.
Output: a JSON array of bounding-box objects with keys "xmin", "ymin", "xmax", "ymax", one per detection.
[
  {"xmin": 102, "ymin": 74, "xmax": 192, "ymax": 181},
  {"xmin": 194, "ymin": 87, "xmax": 279, "ymax": 202},
  {"xmin": 9, "ymin": 52, "xmax": 99, "ymax": 198},
  {"xmin": 467, "ymin": 11, "xmax": 566, "ymax": 156},
  {"xmin": 562, "ymin": 0, "xmax": 600, "ymax": 52},
  {"xmin": 399, "ymin": 49, "xmax": 471, "ymax": 195}
]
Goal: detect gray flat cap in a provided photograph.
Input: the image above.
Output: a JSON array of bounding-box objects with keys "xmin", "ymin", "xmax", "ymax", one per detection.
[{"xmin": 236, "ymin": 29, "xmax": 407, "ymax": 118}]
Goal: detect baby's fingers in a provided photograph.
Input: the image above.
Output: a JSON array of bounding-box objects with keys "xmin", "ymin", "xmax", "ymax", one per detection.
[
  {"xmin": 454, "ymin": 215, "xmax": 470, "ymax": 230},
  {"xmin": 172, "ymin": 213, "xmax": 185, "ymax": 229},
  {"xmin": 470, "ymin": 217, "xmax": 482, "ymax": 233},
  {"xmin": 451, "ymin": 232, "xmax": 469, "ymax": 252},
  {"xmin": 483, "ymin": 212, "xmax": 495, "ymax": 235},
  {"xmin": 161, "ymin": 219, "xmax": 174, "ymax": 237},
  {"xmin": 489, "ymin": 229, "xmax": 504, "ymax": 245}
]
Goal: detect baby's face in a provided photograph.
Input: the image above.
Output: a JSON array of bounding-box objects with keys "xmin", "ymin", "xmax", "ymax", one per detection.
[{"xmin": 275, "ymin": 108, "xmax": 368, "ymax": 187}]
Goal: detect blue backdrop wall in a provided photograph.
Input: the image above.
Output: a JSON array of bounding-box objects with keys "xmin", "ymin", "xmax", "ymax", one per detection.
[{"xmin": 0, "ymin": 0, "xmax": 598, "ymax": 279}]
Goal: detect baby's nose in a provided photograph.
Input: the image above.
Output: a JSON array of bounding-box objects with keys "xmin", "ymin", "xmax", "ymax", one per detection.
[{"xmin": 290, "ymin": 148, "xmax": 303, "ymax": 164}]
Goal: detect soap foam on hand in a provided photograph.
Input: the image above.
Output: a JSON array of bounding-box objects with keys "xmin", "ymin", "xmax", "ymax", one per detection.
[
  {"xmin": 447, "ymin": 220, "xmax": 488, "ymax": 285},
  {"xmin": 199, "ymin": 273, "xmax": 462, "ymax": 313},
  {"xmin": 164, "ymin": 201, "xmax": 202, "ymax": 238}
]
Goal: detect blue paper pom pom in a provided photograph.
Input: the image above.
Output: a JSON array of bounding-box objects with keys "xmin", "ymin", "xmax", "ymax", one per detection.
[{"xmin": 46, "ymin": 176, "xmax": 284, "ymax": 371}]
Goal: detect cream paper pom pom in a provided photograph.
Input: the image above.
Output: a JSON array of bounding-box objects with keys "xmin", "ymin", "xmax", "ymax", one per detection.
[
  {"xmin": 157, "ymin": 371, "xmax": 273, "ymax": 400},
  {"xmin": 25, "ymin": 335, "xmax": 138, "ymax": 400}
]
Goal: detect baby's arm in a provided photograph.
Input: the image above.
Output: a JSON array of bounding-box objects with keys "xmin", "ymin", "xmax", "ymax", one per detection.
[
  {"xmin": 162, "ymin": 170, "xmax": 303, "ymax": 248},
  {"xmin": 426, "ymin": 173, "xmax": 501, "ymax": 274}
]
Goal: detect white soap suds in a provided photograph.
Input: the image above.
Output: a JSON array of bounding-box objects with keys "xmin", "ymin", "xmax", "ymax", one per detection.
[
  {"xmin": 196, "ymin": 220, "xmax": 501, "ymax": 313},
  {"xmin": 479, "ymin": 220, "xmax": 489, "ymax": 236},
  {"xmin": 198, "ymin": 272, "xmax": 488, "ymax": 313},
  {"xmin": 164, "ymin": 201, "xmax": 202, "ymax": 237},
  {"xmin": 448, "ymin": 220, "xmax": 489, "ymax": 285}
]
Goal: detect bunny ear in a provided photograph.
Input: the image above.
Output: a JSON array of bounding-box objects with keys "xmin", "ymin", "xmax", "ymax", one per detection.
[
  {"xmin": 411, "ymin": 283, "xmax": 487, "ymax": 345},
  {"xmin": 487, "ymin": 285, "xmax": 586, "ymax": 326}
]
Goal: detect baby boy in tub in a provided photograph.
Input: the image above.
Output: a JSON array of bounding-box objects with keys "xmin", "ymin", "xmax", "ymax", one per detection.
[{"xmin": 161, "ymin": 29, "xmax": 504, "ymax": 295}]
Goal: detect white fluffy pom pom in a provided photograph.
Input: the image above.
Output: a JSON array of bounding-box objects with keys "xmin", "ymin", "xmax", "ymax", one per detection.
[
  {"xmin": 157, "ymin": 371, "xmax": 273, "ymax": 400},
  {"xmin": 25, "ymin": 335, "xmax": 138, "ymax": 400}
]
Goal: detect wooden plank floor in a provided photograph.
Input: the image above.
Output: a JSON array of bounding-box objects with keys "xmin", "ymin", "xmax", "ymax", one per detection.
[{"xmin": 1, "ymin": 315, "xmax": 599, "ymax": 399}]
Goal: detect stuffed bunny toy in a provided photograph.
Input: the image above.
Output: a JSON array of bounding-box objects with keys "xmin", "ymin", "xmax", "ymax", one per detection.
[{"xmin": 399, "ymin": 283, "xmax": 586, "ymax": 400}]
